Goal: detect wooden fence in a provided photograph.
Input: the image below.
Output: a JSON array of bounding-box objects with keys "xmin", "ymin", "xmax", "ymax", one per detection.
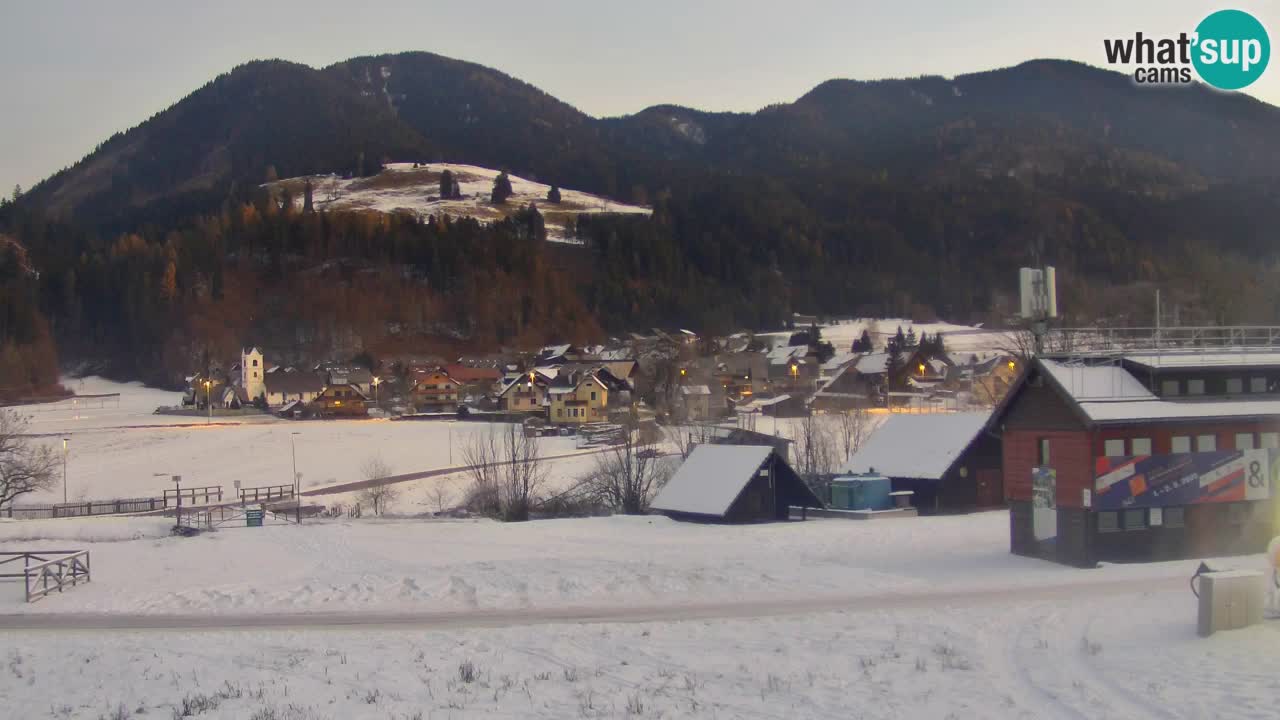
[
  {"xmin": 238, "ymin": 485, "xmax": 294, "ymax": 503},
  {"xmin": 0, "ymin": 550, "xmax": 91, "ymax": 602},
  {"xmin": 163, "ymin": 485, "xmax": 223, "ymax": 507}
]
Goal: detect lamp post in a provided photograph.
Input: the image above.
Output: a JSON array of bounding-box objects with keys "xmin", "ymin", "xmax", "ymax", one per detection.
[
  {"xmin": 61, "ymin": 438, "xmax": 69, "ymax": 504},
  {"xmin": 156, "ymin": 473, "xmax": 181, "ymax": 530},
  {"xmin": 204, "ymin": 380, "xmax": 212, "ymax": 425},
  {"xmin": 290, "ymin": 432, "xmax": 301, "ymax": 523},
  {"xmin": 372, "ymin": 376, "xmax": 381, "ymax": 409}
]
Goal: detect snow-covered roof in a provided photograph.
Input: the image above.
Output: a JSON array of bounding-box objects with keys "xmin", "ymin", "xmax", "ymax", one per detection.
[
  {"xmin": 841, "ymin": 412, "xmax": 991, "ymax": 479},
  {"xmin": 822, "ymin": 351, "xmax": 858, "ymax": 372},
  {"xmin": 1037, "ymin": 358, "xmax": 1280, "ymax": 424},
  {"xmin": 734, "ymin": 394, "xmax": 792, "ymax": 413},
  {"xmin": 1039, "ymin": 360, "xmax": 1153, "ymax": 401},
  {"xmin": 539, "ymin": 344, "xmax": 572, "ymax": 358},
  {"xmin": 855, "ymin": 353, "xmax": 890, "ymax": 375},
  {"xmin": 651, "ymin": 445, "xmax": 774, "ymax": 517},
  {"xmin": 767, "ymin": 345, "xmax": 807, "ymax": 365},
  {"xmin": 680, "ymin": 385, "xmax": 712, "ymax": 396},
  {"xmin": 1078, "ymin": 398, "xmax": 1280, "ymax": 423},
  {"xmin": 1123, "ymin": 351, "xmax": 1280, "ymax": 369}
]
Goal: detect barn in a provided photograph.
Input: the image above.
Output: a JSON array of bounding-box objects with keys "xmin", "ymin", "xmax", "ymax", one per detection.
[
  {"xmin": 991, "ymin": 354, "xmax": 1280, "ymax": 567},
  {"xmin": 651, "ymin": 445, "xmax": 824, "ymax": 522},
  {"xmin": 840, "ymin": 412, "xmax": 1003, "ymax": 513}
]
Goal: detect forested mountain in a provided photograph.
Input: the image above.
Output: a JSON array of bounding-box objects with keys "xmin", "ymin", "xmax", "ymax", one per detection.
[{"xmin": 5, "ymin": 53, "xmax": 1280, "ymax": 388}]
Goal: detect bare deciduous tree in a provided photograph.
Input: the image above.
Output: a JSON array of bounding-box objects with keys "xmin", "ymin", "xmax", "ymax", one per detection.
[
  {"xmin": 674, "ymin": 422, "xmax": 718, "ymax": 460},
  {"xmin": 579, "ymin": 427, "xmax": 674, "ymax": 515},
  {"xmin": 357, "ymin": 455, "xmax": 399, "ymax": 516},
  {"xmin": 461, "ymin": 423, "xmax": 544, "ymax": 521},
  {"xmin": 835, "ymin": 409, "xmax": 870, "ymax": 462},
  {"xmin": 0, "ymin": 411, "xmax": 57, "ymax": 511},
  {"xmin": 792, "ymin": 413, "xmax": 837, "ymax": 501}
]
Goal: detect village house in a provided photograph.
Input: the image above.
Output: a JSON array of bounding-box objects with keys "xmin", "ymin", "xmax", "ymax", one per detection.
[
  {"xmin": 499, "ymin": 371, "xmax": 552, "ymax": 416},
  {"xmin": 991, "ymin": 352, "xmax": 1280, "ymax": 567},
  {"xmin": 548, "ymin": 365, "xmax": 631, "ymax": 425},
  {"xmin": 677, "ymin": 384, "xmax": 713, "ymax": 421},
  {"xmin": 264, "ymin": 372, "xmax": 326, "ymax": 407},
  {"xmin": 442, "ymin": 364, "xmax": 503, "ymax": 399},
  {"xmin": 311, "ymin": 383, "xmax": 369, "ymax": 417},
  {"xmin": 409, "ymin": 368, "xmax": 463, "ymax": 413}
]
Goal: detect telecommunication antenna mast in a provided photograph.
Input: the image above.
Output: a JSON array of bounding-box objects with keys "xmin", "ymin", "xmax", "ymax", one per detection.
[{"xmin": 1019, "ymin": 266, "xmax": 1057, "ymax": 355}]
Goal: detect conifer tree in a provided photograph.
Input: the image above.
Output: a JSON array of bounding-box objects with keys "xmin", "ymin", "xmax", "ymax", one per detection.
[
  {"xmin": 491, "ymin": 172, "xmax": 514, "ymax": 204},
  {"xmin": 547, "ymin": 185, "xmax": 561, "ymax": 203}
]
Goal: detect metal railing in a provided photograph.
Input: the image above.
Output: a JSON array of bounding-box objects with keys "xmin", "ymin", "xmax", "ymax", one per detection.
[
  {"xmin": 1050, "ymin": 326, "xmax": 1280, "ymax": 356},
  {"xmin": 0, "ymin": 550, "xmax": 91, "ymax": 603},
  {"xmin": 3, "ymin": 497, "xmax": 165, "ymax": 519}
]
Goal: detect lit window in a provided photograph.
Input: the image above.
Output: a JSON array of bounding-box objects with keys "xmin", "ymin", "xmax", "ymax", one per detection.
[
  {"xmin": 1104, "ymin": 439, "xmax": 1125, "ymax": 457},
  {"xmin": 1171, "ymin": 436, "xmax": 1192, "ymax": 453},
  {"xmin": 1251, "ymin": 377, "xmax": 1269, "ymax": 393},
  {"xmin": 1148, "ymin": 507, "xmax": 1163, "ymax": 526},
  {"xmin": 1196, "ymin": 435, "xmax": 1217, "ymax": 452},
  {"xmin": 1262, "ymin": 433, "xmax": 1280, "ymax": 449},
  {"xmin": 1131, "ymin": 438, "xmax": 1152, "ymax": 455},
  {"xmin": 1226, "ymin": 378, "xmax": 1243, "ymax": 394},
  {"xmin": 1187, "ymin": 379, "xmax": 1205, "ymax": 395},
  {"xmin": 1122, "ymin": 508, "xmax": 1146, "ymax": 531},
  {"xmin": 1236, "ymin": 433, "xmax": 1256, "ymax": 451},
  {"xmin": 1161, "ymin": 380, "xmax": 1180, "ymax": 396}
]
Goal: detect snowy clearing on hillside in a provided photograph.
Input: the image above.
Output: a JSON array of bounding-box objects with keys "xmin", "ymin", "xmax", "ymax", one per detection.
[
  {"xmin": 266, "ymin": 162, "xmax": 650, "ymax": 243},
  {"xmin": 8, "ymin": 376, "xmax": 608, "ymax": 506},
  {"xmin": 761, "ymin": 318, "xmax": 1018, "ymax": 360}
]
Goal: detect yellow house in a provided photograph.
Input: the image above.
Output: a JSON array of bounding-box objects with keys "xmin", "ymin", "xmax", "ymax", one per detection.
[
  {"xmin": 550, "ymin": 368, "xmax": 630, "ymax": 424},
  {"xmin": 500, "ymin": 372, "xmax": 551, "ymax": 415}
]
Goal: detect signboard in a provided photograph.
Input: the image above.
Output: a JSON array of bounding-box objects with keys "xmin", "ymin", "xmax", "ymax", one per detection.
[
  {"xmin": 1094, "ymin": 449, "xmax": 1276, "ymax": 511},
  {"xmin": 1032, "ymin": 466, "xmax": 1058, "ymax": 541},
  {"xmin": 246, "ymin": 509, "xmax": 264, "ymax": 527}
]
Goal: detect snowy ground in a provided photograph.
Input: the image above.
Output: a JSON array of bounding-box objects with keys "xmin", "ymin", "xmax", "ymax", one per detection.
[
  {"xmin": 5, "ymin": 379, "xmax": 1279, "ymax": 718},
  {"xmin": 12, "ymin": 377, "xmax": 603, "ymax": 508},
  {"xmin": 1, "ymin": 512, "xmax": 1277, "ymax": 718},
  {"xmin": 267, "ymin": 162, "xmax": 650, "ymax": 243}
]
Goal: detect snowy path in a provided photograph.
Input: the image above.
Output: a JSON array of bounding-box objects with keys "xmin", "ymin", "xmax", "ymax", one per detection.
[{"xmin": 0, "ymin": 574, "xmax": 1183, "ymax": 631}]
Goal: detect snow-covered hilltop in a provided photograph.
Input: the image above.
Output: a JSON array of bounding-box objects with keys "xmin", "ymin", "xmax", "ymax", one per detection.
[{"xmin": 266, "ymin": 163, "xmax": 651, "ymax": 243}]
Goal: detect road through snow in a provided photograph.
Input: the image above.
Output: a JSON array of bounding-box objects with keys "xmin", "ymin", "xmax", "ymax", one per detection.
[{"xmin": 0, "ymin": 574, "xmax": 1182, "ymax": 631}]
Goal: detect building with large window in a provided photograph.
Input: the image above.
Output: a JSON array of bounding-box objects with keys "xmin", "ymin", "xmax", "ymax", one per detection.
[{"xmin": 991, "ymin": 352, "xmax": 1280, "ymax": 566}]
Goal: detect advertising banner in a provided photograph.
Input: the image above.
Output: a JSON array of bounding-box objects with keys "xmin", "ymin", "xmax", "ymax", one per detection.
[{"xmin": 1094, "ymin": 449, "xmax": 1276, "ymax": 511}]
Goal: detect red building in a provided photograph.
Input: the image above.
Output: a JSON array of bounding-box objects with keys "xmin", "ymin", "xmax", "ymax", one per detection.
[{"xmin": 992, "ymin": 353, "xmax": 1280, "ymax": 566}]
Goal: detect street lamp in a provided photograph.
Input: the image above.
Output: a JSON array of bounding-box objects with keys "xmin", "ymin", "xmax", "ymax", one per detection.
[
  {"xmin": 372, "ymin": 376, "xmax": 381, "ymax": 408},
  {"xmin": 290, "ymin": 432, "xmax": 302, "ymax": 523},
  {"xmin": 203, "ymin": 380, "xmax": 212, "ymax": 425},
  {"xmin": 790, "ymin": 363, "xmax": 798, "ymax": 383},
  {"xmin": 61, "ymin": 437, "xmax": 69, "ymax": 504}
]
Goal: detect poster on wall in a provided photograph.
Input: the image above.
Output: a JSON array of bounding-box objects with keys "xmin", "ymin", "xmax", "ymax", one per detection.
[
  {"xmin": 1094, "ymin": 448, "xmax": 1276, "ymax": 511},
  {"xmin": 1032, "ymin": 466, "xmax": 1058, "ymax": 541}
]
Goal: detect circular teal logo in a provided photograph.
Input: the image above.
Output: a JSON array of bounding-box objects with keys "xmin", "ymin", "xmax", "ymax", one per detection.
[{"xmin": 1192, "ymin": 9, "xmax": 1270, "ymax": 90}]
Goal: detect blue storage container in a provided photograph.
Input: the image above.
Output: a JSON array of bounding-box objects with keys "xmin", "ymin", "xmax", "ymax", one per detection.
[{"xmin": 830, "ymin": 474, "xmax": 893, "ymax": 511}]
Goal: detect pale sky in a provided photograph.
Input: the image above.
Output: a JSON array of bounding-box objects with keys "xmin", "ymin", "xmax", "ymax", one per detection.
[{"xmin": 2, "ymin": 0, "xmax": 1277, "ymax": 194}]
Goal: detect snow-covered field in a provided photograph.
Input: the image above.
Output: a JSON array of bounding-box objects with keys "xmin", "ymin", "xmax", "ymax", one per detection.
[
  {"xmin": 267, "ymin": 163, "xmax": 650, "ymax": 243},
  {"xmin": 4, "ymin": 378, "xmax": 1279, "ymax": 719},
  {"xmin": 1, "ymin": 512, "xmax": 1276, "ymax": 718},
  {"xmin": 12, "ymin": 377, "xmax": 602, "ymax": 508}
]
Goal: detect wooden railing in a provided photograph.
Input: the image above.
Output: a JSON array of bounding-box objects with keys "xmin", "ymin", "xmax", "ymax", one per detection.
[
  {"xmin": 238, "ymin": 485, "xmax": 294, "ymax": 503},
  {"xmin": 0, "ymin": 550, "xmax": 91, "ymax": 603},
  {"xmin": 163, "ymin": 486, "xmax": 223, "ymax": 508}
]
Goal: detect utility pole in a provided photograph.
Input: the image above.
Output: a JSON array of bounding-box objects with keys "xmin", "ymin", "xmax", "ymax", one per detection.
[{"xmin": 290, "ymin": 431, "xmax": 301, "ymax": 523}]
